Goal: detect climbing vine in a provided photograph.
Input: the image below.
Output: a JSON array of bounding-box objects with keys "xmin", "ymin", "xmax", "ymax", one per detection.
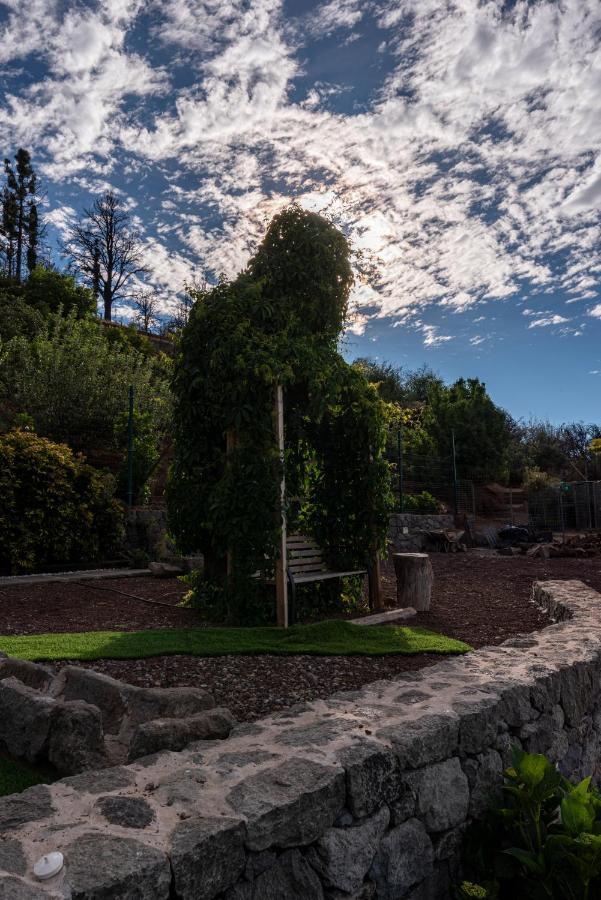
[{"xmin": 168, "ymin": 205, "xmax": 391, "ymax": 622}]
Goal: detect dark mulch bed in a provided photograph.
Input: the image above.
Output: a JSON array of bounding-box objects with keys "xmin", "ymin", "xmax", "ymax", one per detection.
[{"xmin": 3, "ymin": 552, "xmax": 600, "ymax": 721}]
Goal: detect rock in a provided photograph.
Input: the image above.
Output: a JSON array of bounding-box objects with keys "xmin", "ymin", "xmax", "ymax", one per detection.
[
  {"xmin": 0, "ymin": 837, "xmax": 27, "ymax": 874},
  {"xmin": 62, "ymin": 766, "xmax": 136, "ymax": 794},
  {"xmin": 96, "ymin": 795, "xmax": 155, "ymax": 829},
  {"xmin": 64, "ymin": 832, "xmax": 171, "ymax": 899},
  {"xmin": 461, "ymin": 749, "xmax": 503, "ymax": 818},
  {"xmin": 0, "ymin": 874, "xmax": 59, "ymax": 900},
  {"xmin": 0, "ymin": 657, "xmax": 54, "ymax": 691},
  {"xmin": 251, "ymin": 849, "xmax": 324, "ymax": 899},
  {"xmin": 0, "ymin": 677, "xmax": 56, "ymax": 762},
  {"xmin": 403, "ymin": 757, "xmax": 469, "ymax": 832},
  {"xmin": 127, "ymin": 686, "xmax": 215, "ymax": 726},
  {"xmin": 128, "ymin": 708, "xmax": 235, "ymax": 760},
  {"xmin": 0, "ymin": 785, "xmax": 53, "ymax": 832},
  {"xmin": 227, "ymin": 758, "xmax": 345, "ymax": 851},
  {"xmin": 153, "ymin": 768, "xmax": 207, "ymax": 806},
  {"xmin": 377, "ymin": 713, "xmax": 459, "ymax": 769},
  {"xmin": 307, "ymin": 807, "xmax": 389, "ymax": 893},
  {"xmin": 337, "ymin": 741, "xmax": 401, "ymax": 818},
  {"xmin": 244, "ymin": 849, "xmax": 278, "ymax": 880},
  {"xmin": 57, "ymin": 666, "xmax": 127, "ymax": 734},
  {"xmin": 149, "ymin": 561, "xmax": 185, "ymax": 577},
  {"xmin": 47, "ymin": 700, "xmax": 108, "ymax": 774},
  {"xmin": 170, "ymin": 816, "xmax": 246, "ymax": 900},
  {"xmin": 370, "ymin": 818, "xmax": 434, "ymax": 899},
  {"xmin": 325, "ymin": 884, "xmax": 376, "ymax": 900}
]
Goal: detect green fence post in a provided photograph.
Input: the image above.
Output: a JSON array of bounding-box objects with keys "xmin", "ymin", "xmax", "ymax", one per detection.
[
  {"xmin": 451, "ymin": 429, "xmax": 459, "ymax": 516},
  {"xmin": 127, "ymin": 385, "xmax": 134, "ymax": 508},
  {"xmin": 397, "ymin": 428, "xmax": 404, "ymax": 513}
]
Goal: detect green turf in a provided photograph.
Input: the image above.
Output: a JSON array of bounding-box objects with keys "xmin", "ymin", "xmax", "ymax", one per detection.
[
  {"xmin": 0, "ymin": 754, "xmax": 50, "ymax": 797},
  {"xmin": 0, "ymin": 619, "xmax": 470, "ymax": 662}
]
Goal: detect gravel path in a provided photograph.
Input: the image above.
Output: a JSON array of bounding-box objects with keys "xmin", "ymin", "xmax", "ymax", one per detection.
[{"xmin": 5, "ymin": 550, "xmax": 597, "ymax": 721}]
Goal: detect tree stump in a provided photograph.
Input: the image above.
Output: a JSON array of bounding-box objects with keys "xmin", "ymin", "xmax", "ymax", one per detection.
[{"xmin": 392, "ymin": 552, "xmax": 433, "ymax": 611}]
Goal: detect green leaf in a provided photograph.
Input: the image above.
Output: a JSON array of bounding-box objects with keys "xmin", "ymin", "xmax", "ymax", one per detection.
[{"xmin": 562, "ymin": 794, "xmax": 596, "ymax": 836}]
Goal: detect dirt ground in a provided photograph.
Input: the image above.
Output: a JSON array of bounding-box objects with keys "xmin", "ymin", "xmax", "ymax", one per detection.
[{"xmin": 2, "ymin": 551, "xmax": 599, "ymax": 721}]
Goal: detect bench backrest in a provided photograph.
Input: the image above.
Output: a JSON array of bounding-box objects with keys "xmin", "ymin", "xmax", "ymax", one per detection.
[{"xmin": 286, "ymin": 533, "xmax": 328, "ymax": 578}]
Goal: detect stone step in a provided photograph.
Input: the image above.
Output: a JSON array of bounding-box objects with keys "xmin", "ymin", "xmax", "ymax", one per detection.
[{"xmin": 351, "ymin": 607, "xmax": 417, "ymax": 626}]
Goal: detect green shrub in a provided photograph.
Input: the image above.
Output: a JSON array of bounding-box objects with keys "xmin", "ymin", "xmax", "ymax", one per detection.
[
  {"xmin": 402, "ymin": 491, "xmax": 442, "ymax": 513},
  {"xmin": 0, "ymin": 430, "xmax": 125, "ymax": 574},
  {"xmin": 460, "ymin": 747, "xmax": 601, "ymax": 899}
]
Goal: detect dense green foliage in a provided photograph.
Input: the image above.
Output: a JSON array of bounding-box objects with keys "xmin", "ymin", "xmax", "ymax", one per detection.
[
  {"xmin": 402, "ymin": 491, "xmax": 442, "ymax": 513},
  {"xmin": 461, "ymin": 747, "xmax": 601, "ymax": 899},
  {"xmin": 0, "ymin": 430, "xmax": 124, "ymax": 574},
  {"xmin": 0, "ymin": 309, "xmax": 171, "ymax": 456},
  {"xmin": 0, "ymin": 620, "xmax": 470, "ymax": 661},
  {"xmin": 0, "ymin": 268, "xmax": 94, "ymax": 342},
  {"xmin": 169, "ymin": 206, "xmax": 391, "ymax": 621}
]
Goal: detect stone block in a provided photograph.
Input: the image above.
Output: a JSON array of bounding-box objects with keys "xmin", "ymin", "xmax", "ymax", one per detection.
[
  {"xmin": 0, "ymin": 785, "xmax": 53, "ymax": 832},
  {"xmin": 96, "ymin": 795, "xmax": 155, "ymax": 828},
  {"xmin": 170, "ymin": 816, "xmax": 246, "ymax": 900},
  {"xmin": 0, "ymin": 657, "xmax": 54, "ymax": 691},
  {"xmin": 128, "ymin": 708, "xmax": 234, "ymax": 760},
  {"xmin": 403, "ymin": 757, "xmax": 469, "ymax": 832},
  {"xmin": 377, "ymin": 712, "xmax": 460, "ymax": 769},
  {"xmin": 0, "ymin": 677, "xmax": 56, "ymax": 761},
  {"xmin": 337, "ymin": 740, "xmax": 401, "ymax": 817},
  {"xmin": 127, "ymin": 685, "xmax": 215, "ymax": 726},
  {"xmin": 0, "ymin": 875, "xmax": 61, "ymax": 900},
  {"xmin": 461, "ymin": 749, "xmax": 503, "ymax": 818},
  {"xmin": 62, "ymin": 766, "xmax": 136, "ymax": 794},
  {"xmin": 370, "ymin": 818, "xmax": 434, "ymax": 899},
  {"xmin": 65, "ymin": 833, "xmax": 171, "ymax": 899},
  {"xmin": 47, "ymin": 700, "xmax": 108, "ymax": 774},
  {"xmin": 307, "ymin": 807, "xmax": 389, "ymax": 893},
  {"xmin": 227, "ymin": 758, "xmax": 345, "ymax": 851},
  {"xmin": 57, "ymin": 666, "xmax": 127, "ymax": 734},
  {"xmin": 0, "ymin": 837, "xmax": 26, "ymax": 875},
  {"xmin": 251, "ymin": 849, "xmax": 324, "ymax": 899}
]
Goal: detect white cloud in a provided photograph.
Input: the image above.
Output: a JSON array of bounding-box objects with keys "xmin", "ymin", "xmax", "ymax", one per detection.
[
  {"xmin": 528, "ymin": 315, "xmax": 570, "ymax": 329},
  {"xmin": 589, "ymin": 305, "xmax": 601, "ymax": 318}
]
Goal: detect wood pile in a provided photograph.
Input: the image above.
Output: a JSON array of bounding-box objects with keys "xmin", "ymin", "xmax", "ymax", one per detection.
[{"xmin": 501, "ymin": 533, "xmax": 601, "ymax": 559}]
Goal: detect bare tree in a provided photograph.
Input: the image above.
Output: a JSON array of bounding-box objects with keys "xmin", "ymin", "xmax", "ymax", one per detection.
[
  {"xmin": 64, "ymin": 191, "xmax": 147, "ymax": 321},
  {"xmin": 133, "ymin": 290, "xmax": 160, "ymax": 333}
]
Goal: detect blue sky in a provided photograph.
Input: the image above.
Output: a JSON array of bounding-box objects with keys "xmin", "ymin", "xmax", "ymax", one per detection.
[{"xmin": 0, "ymin": 0, "xmax": 600, "ymax": 422}]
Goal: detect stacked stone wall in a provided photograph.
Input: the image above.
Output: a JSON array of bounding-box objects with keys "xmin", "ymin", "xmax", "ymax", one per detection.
[
  {"xmin": 388, "ymin": 513, "xmax": 455, "ymax": 552},
  {"xmin": 2, "ymin": 580, "xmax": 600, "ymax": 899}
]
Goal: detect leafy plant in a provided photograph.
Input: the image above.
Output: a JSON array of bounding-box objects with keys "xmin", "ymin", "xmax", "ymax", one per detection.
[
  {"xmin": 461, "ymin": 747, "xmax": 601, "ymax": 899},
  {"xmin": 0, "ymin": 430, "xmax": 125, "ymax": 574},
  {"xmin": 402, "ymin": 490, "xmax": 442, "ymax": 513}
]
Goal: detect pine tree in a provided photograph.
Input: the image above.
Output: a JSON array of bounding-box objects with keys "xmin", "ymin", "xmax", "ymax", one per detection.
[{"xmin": 2, "ymin": 149, "xmax": 39, "ymax": 281}]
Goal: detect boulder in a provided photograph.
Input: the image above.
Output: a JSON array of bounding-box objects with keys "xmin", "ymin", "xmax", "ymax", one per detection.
[
  {"xmin": 0, "ymin": 677, "xmax": 56, "ymax": 761},
  {"xmin": 0, "ymin": 658, "xmax": 54, "ymax": 691},
  {"xmin": 127, "ymin": 685, "xmax": 215, "ymax": 726},
  {"xmin": 402, "ymin": 757, "xmax": 469, "ymax": 832},
  {"xmin": 337, "ymin": 741, "xmax": 401, "ymax": 818},
  {"xmin": 56, "ymin": 666, "xmax": 127, "ymax": 734},
  {"xmin": 0, "ymin": 785, "xmax": 54, "ymax": 833},
  {"xmin": 251, "ymin": 849, "xmax": 324, "ymax": 899},
  {"xmin": 96, "ymin": 795, "xmax": 156, "ymax": 829},
  {"xmin": 47, "ymin": 700, "xmax": 109, "ymax": 775}
]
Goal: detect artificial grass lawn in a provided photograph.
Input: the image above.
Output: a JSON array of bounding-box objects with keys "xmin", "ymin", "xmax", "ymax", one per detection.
[
  {"xmin": 0, "ymin": 620, "xmax": 470, "ymax": 662},
  {"xmin": 0, "ymin": 754, "xmax": 50, "ymax": 797}
]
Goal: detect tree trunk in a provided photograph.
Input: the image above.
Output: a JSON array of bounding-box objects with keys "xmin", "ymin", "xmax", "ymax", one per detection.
[
  {"xmin": 392, "ymin": 552, "xmax": 433, "ymax": 611},
  {"xmin": 103, "ymin": 284, "xmax": 112, "ymax": 321}
]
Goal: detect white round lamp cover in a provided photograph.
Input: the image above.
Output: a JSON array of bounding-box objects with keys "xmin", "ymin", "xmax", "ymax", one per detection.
[{"xmin": 34, "ymin": 851, "xmax": 64, "ymax": 880}]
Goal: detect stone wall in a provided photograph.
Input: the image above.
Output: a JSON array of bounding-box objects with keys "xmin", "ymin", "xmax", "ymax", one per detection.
[
  {"xmin": 389, "ymin": 513, "xmax": 455, "ymax": 552},
  {"xmin": 2, "ymin": 580, "xmax": 601, "ymax": 899}
]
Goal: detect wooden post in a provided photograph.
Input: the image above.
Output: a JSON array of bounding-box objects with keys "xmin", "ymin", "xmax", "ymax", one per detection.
[
  {"xmin": 392, "ymin": 552, "xmax": 433, "ymax": 611},
  {"xmin": 226, "ymin": 430, "xmax": 238, "ymax": 580},
  {"xmin": 274, "ymin": 384, "xmax": 288, "ymax": 628},
  {"xmin": 368, "ymin": 554, "xmax": 384, "ymax": 611}
]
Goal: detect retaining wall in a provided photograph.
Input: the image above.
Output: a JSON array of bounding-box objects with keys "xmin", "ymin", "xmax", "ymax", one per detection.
[
  {"xmin": 2, "ymin": 580, "xmax": 601, "ymax": 899},
  {"xmin": 389, "ymin": 513, "xmax": 455, "ymax": 552}
]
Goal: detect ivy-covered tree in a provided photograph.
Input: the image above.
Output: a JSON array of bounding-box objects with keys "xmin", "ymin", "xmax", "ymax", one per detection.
[{"xmin": 169, "ymin": 205, "xmax": 390, "ymax": 622}]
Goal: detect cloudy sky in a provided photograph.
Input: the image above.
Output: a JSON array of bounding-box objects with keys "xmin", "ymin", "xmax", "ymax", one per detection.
[{"xmin": 0, "ymin": 0, "xmax": 600, "ymax": 421}]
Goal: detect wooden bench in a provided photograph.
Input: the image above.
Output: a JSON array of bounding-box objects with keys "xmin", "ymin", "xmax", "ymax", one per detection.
[{"xmin": 286, "ymin": 533, "xmax": 367, "ymax": 623}]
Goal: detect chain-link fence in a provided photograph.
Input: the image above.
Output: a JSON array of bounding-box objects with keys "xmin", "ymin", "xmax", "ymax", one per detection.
[{"xmin": 528, "ymin": 481, "xmax": 601, "ymax": 532}]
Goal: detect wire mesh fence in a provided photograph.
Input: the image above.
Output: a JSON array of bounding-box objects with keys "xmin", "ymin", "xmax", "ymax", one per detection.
[{"xmin": 528, "ymin": 481, "xmax": 601, "ymax": 532}]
